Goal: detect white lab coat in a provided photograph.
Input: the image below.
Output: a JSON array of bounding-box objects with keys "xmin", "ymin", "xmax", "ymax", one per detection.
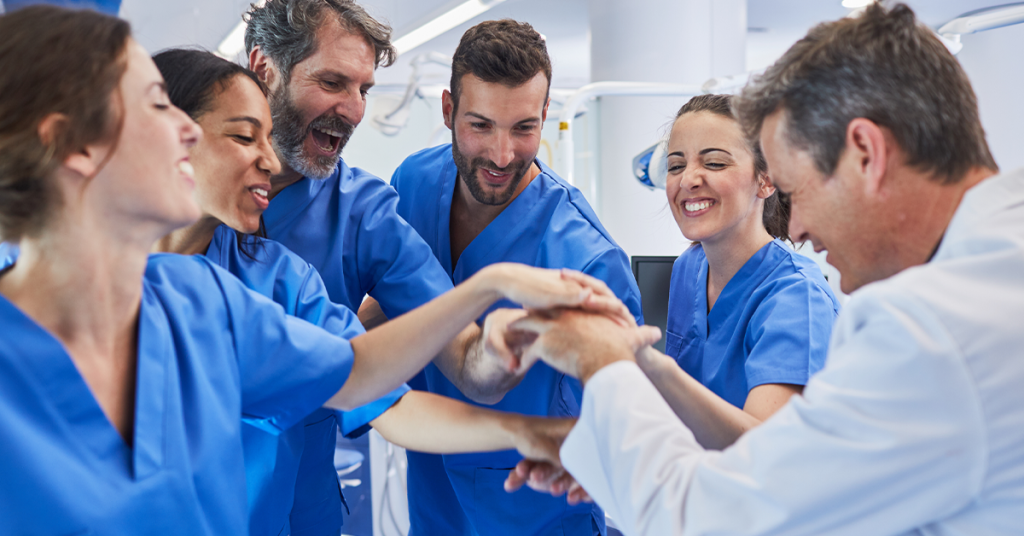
[{"xmin": 561, "ymin": 168, "xmax": 1024, "ymax": 535}]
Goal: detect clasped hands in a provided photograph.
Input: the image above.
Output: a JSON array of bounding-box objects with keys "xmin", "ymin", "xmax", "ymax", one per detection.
[{"xmin": 480, "ymin": 268, "xmax": 662, "ymax": 504}]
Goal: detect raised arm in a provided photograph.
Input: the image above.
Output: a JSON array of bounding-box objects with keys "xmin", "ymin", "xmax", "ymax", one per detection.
[{"xmin": 328, "ymin": 264, "xmax": 618, "ymax": 411}]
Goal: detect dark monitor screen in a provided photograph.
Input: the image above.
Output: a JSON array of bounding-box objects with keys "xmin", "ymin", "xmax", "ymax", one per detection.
[{"xmin": 631, "ymin": 255, "xmax": 677, "ymax": 353}]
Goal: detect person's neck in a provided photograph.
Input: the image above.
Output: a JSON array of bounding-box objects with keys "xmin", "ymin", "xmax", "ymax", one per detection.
[
  {"xmin": 449, "ymin": 162, "xmax": 540, "ymax": 265},
  {"xmin": 153, "ymin": 214, "xmax": 221, "ymax": 256},
  {"xmin": 269, "ymin": 163, "xmax": 304, "ymax": 200},
  {"xmin": 701, "ymin": 217, "xmax": 774, "ymax": 312},
  {"xmin": 886, "ymin": 165, "xmax": 995, "ymax": 271},
  {"xmin": 0, "ymin": 216, "xmax": 152, "ymax": 356}
]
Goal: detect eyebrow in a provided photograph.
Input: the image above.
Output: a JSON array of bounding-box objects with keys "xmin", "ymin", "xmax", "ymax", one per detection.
[
  {"xmin": 667, "ymin": 147, "xmax": 733, "ymax": 158},
  {"xmin": 225, "ymin": 116, "xmax": 263, "ymax": 129},
  {"xmin": 464, "ymin": 111, "xmax": 542, "ymax": 125}
]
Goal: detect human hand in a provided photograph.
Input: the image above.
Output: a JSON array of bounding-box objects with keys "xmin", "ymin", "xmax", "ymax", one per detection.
[
  {"xmin": 507, "ymin": 309, "xmax": 662, "ymax": 383},
  {"xmin": 478, "ymin": 308, "xmax": 532, "ymax": 373},
  {"xmin": 476, "ymin": 263, "xmax": 592, "ymax": 311},
  {"xmin": 505, "ymin": 459, "xmax": 593, "ymax": 505},
  {"xmin": 557, "ymin": 269, "xmax": 636, "ymax": 328},
  {"xmin": 507, "ymin": 416, "xmax": 575, "ymax": 468}
]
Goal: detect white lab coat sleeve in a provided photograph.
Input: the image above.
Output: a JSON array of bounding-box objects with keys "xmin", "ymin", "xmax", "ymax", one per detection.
[{"xmin": 561, "ymin": 286, "xmax": 988, "ymax": 536}]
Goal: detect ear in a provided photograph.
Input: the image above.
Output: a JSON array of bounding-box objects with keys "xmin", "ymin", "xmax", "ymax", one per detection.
[
  {"xmin": 541, "ymin": 96, "xmax": 551, "ymax": 123},
  {"xmin": 249, "ymin": 46, "xmax": 277, "ymax": 89},
  {"xmin": 441, "ymin": 89, "xmax": 455, "ymax": 130},
  {"xmin": 38, "ymin": 113, "xmax": 102, "ymax": 178},
  {"xmin": 843, "ymin": 118, "xmax": 889, "ymax": 197},
  {"xmin": 756, "ymin": 172, "xmax": 777, "ymax": 200}
]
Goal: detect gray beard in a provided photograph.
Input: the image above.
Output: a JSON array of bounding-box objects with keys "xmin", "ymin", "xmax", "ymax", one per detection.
[{"xmin": 270, "ymin": 83, "xmax": 354, "ymax": 180}]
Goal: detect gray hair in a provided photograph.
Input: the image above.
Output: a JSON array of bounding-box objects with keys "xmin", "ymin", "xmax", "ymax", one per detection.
[
  {"xmin": 244, "ymin": 0, "xmax": 396, "ymax": 84},
  {"xmin": 734, "ymin": 2, "xmax": 996, "ymax": 184}
]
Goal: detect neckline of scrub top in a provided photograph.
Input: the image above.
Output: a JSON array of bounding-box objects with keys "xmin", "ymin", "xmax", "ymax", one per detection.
[
  {"xmin": 263, "ymin": 167, "xmax": 335, "ymax": 229},
  {"xmin": 696, "ymin": 239, "xmax": 785, "ymax": 337},
  {"xmin": 437, "ymin": 157, "xmax": 549, "ymax": 281},
  {"xmin": 0, "ymin": 281, "xmax": 167, "ymax": 480}
]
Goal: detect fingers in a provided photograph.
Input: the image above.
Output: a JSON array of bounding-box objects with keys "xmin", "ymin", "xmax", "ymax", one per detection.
[
  {"xmin": 483, "ymin": 309, "xmax": 530, "ymax": 372},
  {"xmin": 636, "ymin": 325, "xmax": 663, "ymax": 347},
  {"xmin": 561, "ymin": 269, "xmax": 616, "ymax": 298},
  {"xmin": 580, "ymin": 294, "xmax": 635, "ymax": 327},
  {"xmin": 566, "ymin": 482, "xmax": 594, "ymax": 505},
  {"xmin": 508, "ymin": 315, "xmax": 555, "ymax": 336}
]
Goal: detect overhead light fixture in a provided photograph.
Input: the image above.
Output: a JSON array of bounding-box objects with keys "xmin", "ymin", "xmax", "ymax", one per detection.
[
  {"xmin": 216, "ymin": 0, "xmax": 266, "ymax": 61},
  {"xmin": 393, "ymin": 0, "xmax": 507, "ymax": 56},
  {"xmin": 841, "ymin": 0, "xmax": 873, "ymax": 8}
]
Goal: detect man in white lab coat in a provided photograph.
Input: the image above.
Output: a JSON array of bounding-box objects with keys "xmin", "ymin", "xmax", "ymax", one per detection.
[{"xmin": 504, "ymin": 3, "xmax": 1024, "ymax": 535}]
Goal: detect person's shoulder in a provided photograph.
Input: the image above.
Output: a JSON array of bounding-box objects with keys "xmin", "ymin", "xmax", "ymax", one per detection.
[
  {"xmin": 391, "ymin": 144, "xmax": 452, "ymax": 192},
  {"xmin": 145, "ymin": 253, "xmax": 233, "ymax": 303},
  {"xmin": 533, "ymin": 162, "xmax": 624, "ymax": 252},
  {"xmin": 396, "ymin": 144, "xmax": 452, "ymax": 171}
]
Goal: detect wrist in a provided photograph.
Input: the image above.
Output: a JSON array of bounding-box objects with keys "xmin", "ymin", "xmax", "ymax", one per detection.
[
  {"xmin": 578, "ymin": 347, "xmax": 635, "ymax": 385},
  {"xmin": 470, "ymin": 264, "xmax": 506, "ymax": 304}
]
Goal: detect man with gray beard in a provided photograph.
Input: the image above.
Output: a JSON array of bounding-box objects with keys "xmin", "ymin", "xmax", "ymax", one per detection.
[{"xmin": 242, "ymin": 1, "xmax": 550, "ymax": 536}]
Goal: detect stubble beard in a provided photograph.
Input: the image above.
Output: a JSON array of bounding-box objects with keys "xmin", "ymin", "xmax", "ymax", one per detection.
[
  {"xmin": 451, "ymin": 129, "xmax": 532, "ymax": 206},
  {"xmin": 269, "ymin": 82, "xmax": 354, "ymax": 180}
]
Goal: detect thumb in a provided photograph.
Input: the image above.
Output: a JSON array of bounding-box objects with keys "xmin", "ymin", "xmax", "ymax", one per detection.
[{"xmin": 635, "ymin": 325, "xmax": 662, "ymax": 347}]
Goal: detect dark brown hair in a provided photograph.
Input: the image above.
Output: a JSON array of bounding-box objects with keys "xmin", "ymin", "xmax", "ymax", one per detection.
[
  {"xmin": 676, "ymin": 94, "xmax": 791, "ymax": 242},
  {"xmin": 734, "ymin": 3, "xmax": 996, "ymax": 184},
  {"xmin": 154, "ymin": 48, "xmax": 269, "ymax": 259},
  {"xmin": 245, "ymin": 0, "xmax": 396, "ymax": 85},
  {"xmin": 0, "ymin": 5, "xmax": 131, "ymax": 241},
  {"xmin": 449, "ymin": 19, "xmax": 552, "ymax": 112}
]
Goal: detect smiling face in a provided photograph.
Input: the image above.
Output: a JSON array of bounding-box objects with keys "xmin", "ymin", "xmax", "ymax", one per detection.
[
  {"xmin": 267, "ymin": 17, "xmax": 374, "ymax": 180},
  {"xmin": 665, "ymin": 111, "xmax": 772, "ymax": 247},
  {"xmin": 760, "ymin": 110, "xmax": 885, "ymax": 293},
  {"xmin": 189, "ymin": 74, "xmax": 280, "ymax": 234},
  {"xmin": 93, "ymin": 40, "xmax": 202, "ymax": 237},
  {"xmin": 445, "ymin": 72, "xmax": 549, "ymax": 206}
]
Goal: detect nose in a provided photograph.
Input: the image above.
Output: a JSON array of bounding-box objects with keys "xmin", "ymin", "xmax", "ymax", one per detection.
[
  {"xmin": 679, "ymin": 164, "xmax": 704, "ymax": 192},
  {"xmin": 176, "ymin": 106, "xmax": 202, "ymax": 149},
  {"xmin": 332, "ymin": 92, "xmax": 366, "ymax": 129},
  {"xmin": 489, "ymin": 130, "xmax": 515, "ymax": 169},
  {"xmin": 788, "ymin": 206, "xmax": 811, "ymax": 244},
  {"xmin": 259, "ymin": 137, "xmax": 282, "ymax": 176}
]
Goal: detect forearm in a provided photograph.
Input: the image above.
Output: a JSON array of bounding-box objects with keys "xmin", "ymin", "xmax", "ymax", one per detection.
[
  {"xmin": 638, "ymin": 347, "xmax": 761, "ymax": 450},
  {"xmin": 328, "ymin": 273, "xmax": 498, "ymax": 410},
  {"xmin": 370, "ymin": 391, "xmax": 520, "ymax": 453},
  {"xmin": 435, "ymin": 325, "xmax": 525, "ymax": 405}
]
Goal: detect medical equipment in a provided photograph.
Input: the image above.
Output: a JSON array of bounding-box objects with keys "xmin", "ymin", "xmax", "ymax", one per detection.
[{"xmin": 632, "ymin": 138, "xmax": 670, "ymax": 190}]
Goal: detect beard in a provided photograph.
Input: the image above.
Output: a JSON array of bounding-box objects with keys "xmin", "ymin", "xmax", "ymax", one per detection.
[
  {"xmin": 269, "ymin": 82, "xmax": 354, "ymax": 180},
  {"xmin": 451, "ymin": 129, "xmax": 532, "ymax": 206}
]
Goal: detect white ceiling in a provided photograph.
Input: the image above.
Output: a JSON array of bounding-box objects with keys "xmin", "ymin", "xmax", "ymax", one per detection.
[{"xmin": 113, "ymin": 0, "xmax": 1002, "ymax": 89}]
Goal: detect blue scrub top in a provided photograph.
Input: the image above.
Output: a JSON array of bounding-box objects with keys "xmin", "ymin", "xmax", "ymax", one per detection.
[
  {"xmin": 204, "ymin": 225, "xmax": 410, "ymax": 536},
  {"xmin": 391, "ymin": 144, "xmax": 643, "ymax": 536},
  {"xmin": 665, "ymin": 240, "xmax": 839, "ymax": 408},
  {"xmin": 262, "ymin": 160, "xmax": 451, "ymax": 536},
  {"xmin": 0, "ymin": 242, "xmax": 16, "ymax": 268},
  {"xmin": 0, "ymin": 254, "xmax": 354, "ymax": 535}
]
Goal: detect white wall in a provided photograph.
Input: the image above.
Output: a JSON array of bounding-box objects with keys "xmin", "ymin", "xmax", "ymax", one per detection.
[{"xmin": 958, "ymin": 23, "xmax": 1024, "ymax": 173}]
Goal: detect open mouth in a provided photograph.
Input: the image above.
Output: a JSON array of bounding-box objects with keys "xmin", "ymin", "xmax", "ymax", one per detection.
[
  {"xmin": 480, "ymin": 168, "xmax": 513, "ymax": 185},
  {"xmin": 248, "ymin": 186, "xmax": 270, "ymax": 210},
  {"xmin": 683, "ymin": 199, "xmax": 715, "ymax": 216},
  {"xmin": 310, "ymin": 127, "xmax": 343, "ymax": 155}
]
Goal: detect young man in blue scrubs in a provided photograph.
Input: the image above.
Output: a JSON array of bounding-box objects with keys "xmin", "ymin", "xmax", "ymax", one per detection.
[
  {"xmin": 383, "ymin": 20, "xmax": 643, "ymax": 536},
  {"xmin": 243, "ymin": 2, "xmax": 552, "ymax": 534}
]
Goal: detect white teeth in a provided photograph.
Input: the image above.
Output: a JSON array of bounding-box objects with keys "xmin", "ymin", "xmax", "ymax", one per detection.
[
  {"xmin": 178, "ymin": 161, "xmax": 194, "ymax": 178},
  {"xmin": 316, "ymin": 128, "xmax": 344, "ymax": 138},
  {"xmin": 251, "ymin": 188, "xmax": 268, "ymax": 197},
  {"xmin": 684, "ymin": 200, "xmax": 713, "ymax": 212}
]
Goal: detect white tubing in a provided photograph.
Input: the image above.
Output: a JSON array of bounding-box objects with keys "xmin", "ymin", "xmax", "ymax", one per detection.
[
  {"xmin": 555, "ymin": 82, "xmax": 701, "ymax": 190},
  {"xmin": 939, "ymin": 4, "xmax": 1024, "ymax": 36}
]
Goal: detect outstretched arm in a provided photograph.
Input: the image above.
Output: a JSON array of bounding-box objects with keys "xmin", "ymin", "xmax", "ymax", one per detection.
[
  {"xmin": 370, "ymin": 390, "xmax": 572, "ymax": 468},
  {"xmin": 328, "ymin": 264, "xmax": 619, "ymax": 411},
  {"xmin": 636, "ymin": 348, "xmax": 801, "ymax": 449}
]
